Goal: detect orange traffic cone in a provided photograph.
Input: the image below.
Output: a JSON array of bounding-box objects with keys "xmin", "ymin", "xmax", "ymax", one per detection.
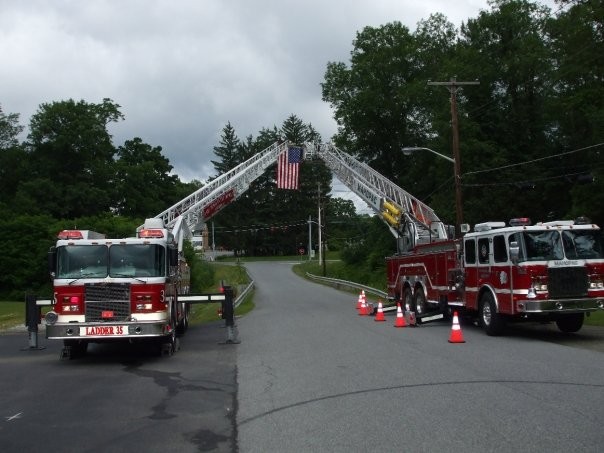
[
  {"xmin": 448, "ymin": 311, "xmax": 465, "ymax": 343},
  {"xmin": 358, "ymin": 297, "xmax": 368, "ymax": 316},
  {"xmin": 356, "ymin": 292, "xmax": 363, "ymax": 310},
  {"xmin": 394, "ymin": 303, "xmax": 407, "ymax": 328},
  {"xmin": 374, "ymin": 300, "xmax": 386, "ymax": 322}
]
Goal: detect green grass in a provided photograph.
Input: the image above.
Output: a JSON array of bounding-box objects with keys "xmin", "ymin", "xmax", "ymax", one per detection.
[
  {"xmin": 586, "ymin": 310, "xmax": 604, "ymax": 326},
  {"xmin": 189, "ymin": 262, "xmax": 254, "ymax": 325},
  {"xmin": 0, "ymin": 301, "xmax": 26, "ymax": 331}
]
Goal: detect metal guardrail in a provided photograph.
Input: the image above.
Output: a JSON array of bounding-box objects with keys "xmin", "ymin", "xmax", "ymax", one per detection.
[
  {"xmin": 234, "ymin": 280, "xmax": 254, "ymax": 308},
  {"xmin": 305, "ymin": 272, "xmax": 387, "ymax": 299}
]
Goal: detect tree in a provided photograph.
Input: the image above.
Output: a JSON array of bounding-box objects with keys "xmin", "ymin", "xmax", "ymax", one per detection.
[
  {"xmin": 22, "ymin": 98, "xmax": 124, "ymax": 217},
  {"xmin": 114, "ymin": 137, "xmax": 182, "ymax": 218},
  {"xmin": 0, "ymin": 105, "xmax": 24, "ymax": 148},
  {"xmin": 211, "ymin": 122, "xmax": 243, "ymax": 175},
  {"xmin": 0, "ymin": 106, "xmax": 28, "ymax": 208}
]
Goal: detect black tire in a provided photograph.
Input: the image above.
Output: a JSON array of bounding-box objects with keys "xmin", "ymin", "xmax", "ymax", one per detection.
[
  {"xmin": 402, "ymin": 287, "xmax": 413, "ymax": 311},
  {"xmin": 479, "ymin": 291, "xmax": 506, "ymax": 336},
  {"xmin": 176, "ymin": 304, "xmax": 189, "ymax": 336},
  {"xmin": 556, "ymin": 313, "xmax": 584, "ymax": 333},
  {"xmin": 63, "ymin": 339, "xmax": 88, "ymax": 359},
  {"xmin": 412, "ymin": 287, "xmax": 427, "ymax": 316}
]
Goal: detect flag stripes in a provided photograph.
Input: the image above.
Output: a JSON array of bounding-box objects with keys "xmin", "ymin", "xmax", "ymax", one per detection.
[{"xmin": 277, "ymin": 146, "xmax": 302, "ymax": 189}]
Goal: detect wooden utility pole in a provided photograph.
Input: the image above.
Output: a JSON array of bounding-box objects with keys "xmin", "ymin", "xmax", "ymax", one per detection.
[{"xmin": 428, "ymin": 78, "xmax": 479, "ymax": 234}]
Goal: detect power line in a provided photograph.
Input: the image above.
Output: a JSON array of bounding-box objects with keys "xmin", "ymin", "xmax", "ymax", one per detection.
[{"xmin": 462, "ymin": 142, "xmax": 604, "ymax": 177}]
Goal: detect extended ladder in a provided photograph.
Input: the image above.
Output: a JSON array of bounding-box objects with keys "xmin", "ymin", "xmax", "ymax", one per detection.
[{"xmin": 149, "ymin": 141, "xmax": 449, "ymax": 251}]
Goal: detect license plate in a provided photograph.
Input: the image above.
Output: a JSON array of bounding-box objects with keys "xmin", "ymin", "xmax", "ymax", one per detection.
[{"xmin": 81, "ymin": 325, "xmax": 129, "ymax": 337}]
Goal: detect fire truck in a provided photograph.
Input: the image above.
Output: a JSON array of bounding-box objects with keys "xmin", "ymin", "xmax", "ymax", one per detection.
[
  {"xmin": 44, "ymin": 142, "xmax": 295, "ymax": 357},
  {"xmin": 386, "ymin": 217, "xmax": 604, "ymax": 335},
  {"xmin": 45, "ymin": 218, "xmax": 191, "ymax": 357},
  {"xmin": 306, "ymin": 143, "xmax": 604, "ymax": 335}
]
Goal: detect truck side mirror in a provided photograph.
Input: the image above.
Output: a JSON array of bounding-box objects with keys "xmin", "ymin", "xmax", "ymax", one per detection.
[
  {"xmin": 509, "ymin": 241, "xmax": 519, "ymax": 265},
  {"xmin": 48, "ymin": 247, "xmax": 57, "ymax": 278},
  {"xmin": 168, "ymin": 246, "xmax": 179, "ymax": 267}
]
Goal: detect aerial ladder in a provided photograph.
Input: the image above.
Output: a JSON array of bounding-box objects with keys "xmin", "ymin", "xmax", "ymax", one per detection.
[
  {"xmin": 146, "ymin": 141, "xmax": 450, "ymax": 254},
  {"xmin": 305, "ymin": 143, "xmax": 450, "ymax": 252}
]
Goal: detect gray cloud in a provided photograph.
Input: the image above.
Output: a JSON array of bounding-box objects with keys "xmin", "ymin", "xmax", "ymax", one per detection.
[{"xmin": 0, "ymin": 0, "xmax": 554, "ymax": 188}]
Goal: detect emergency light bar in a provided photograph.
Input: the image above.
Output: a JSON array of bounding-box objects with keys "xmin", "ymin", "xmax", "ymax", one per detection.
[
  {"xmin": 138, "ymin": 229, "xmax": 164, "ymax": 238},
  {"xmin": 57, "ymin": 230, "xmax": 105, "ymax": 240},
  {"xmin": 509, "ymin": 217, "xmax": 531, "ymax": 227},
  {"xmin": 57, "ymin": 230, "xmax": 84, "ymax": 240}
]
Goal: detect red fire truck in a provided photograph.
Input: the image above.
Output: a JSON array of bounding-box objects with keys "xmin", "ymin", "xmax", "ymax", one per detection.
[
  {"xmin": 387, "ymin": 217, "xmax": 604, "ymax": 335},
  {"xmin": 45, "ymin": 218, "xmax": 190, "ymax": 357}
]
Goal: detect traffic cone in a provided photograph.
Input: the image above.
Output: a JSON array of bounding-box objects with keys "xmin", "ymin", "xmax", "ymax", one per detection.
[
  {"xmin": 356, "ymin": 292, "xmax": 363, "ymax": 310},
  {"xmin": 394, "ymin": 303, "xmax": 407, "ymax": 328},
  {"xmin": 358, "ymin": 297, "xmax": 368, "ymax": 316},
  {"xmin": 374, "ymin": 300, "xmax": 386, "ymax": 322},
  {"xmin": 448, "ymin": 311, "xmax": 465, "ymax": 343}
]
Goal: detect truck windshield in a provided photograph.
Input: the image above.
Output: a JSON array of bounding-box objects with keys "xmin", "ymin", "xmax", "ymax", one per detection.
[
  {"xmin": 513, "ymin": 229, "xmax": 603, "ymax": 262},
  {"xmin": 56, "ymin": 245, "xmax": 108, "ymax": 278},
  {"xmin": 56, "ymin": 244, "xmax": 165, "ymax": 278},
  {"xmin": 109, "ymin": 244, "xmax": 166, "ymax": 277}
]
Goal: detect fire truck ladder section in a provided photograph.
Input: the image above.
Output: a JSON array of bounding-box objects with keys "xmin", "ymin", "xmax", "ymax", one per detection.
[
  {"xmin": 141, "ymin": 141, "xmax": 291, "ymax": 247},
  {"xmin": 146, "ymin": 141, "xmax": 449, "ymax": 253},
  {"xmin": 307, "ymin": 143, "xmax": 449, "ymax": 250}
]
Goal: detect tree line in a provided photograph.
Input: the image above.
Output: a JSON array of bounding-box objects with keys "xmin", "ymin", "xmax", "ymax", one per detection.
[{"xmin": 322, "ymin": 0, "xmax": 604, "ymax": 227}]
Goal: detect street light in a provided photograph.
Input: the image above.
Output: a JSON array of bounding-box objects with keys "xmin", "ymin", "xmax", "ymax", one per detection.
[{"xmin": 401, "ymin": 146, "xmax": 463, "ymax": 235}]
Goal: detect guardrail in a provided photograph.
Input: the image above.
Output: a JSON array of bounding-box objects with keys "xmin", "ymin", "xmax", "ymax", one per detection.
[
  {"xmin": 305, "ymin": 272, "xmax": 387, "ymax": 299},
  {"xmin": 234, "ymin": 279, "xmax": 254, "ymax": 308}
]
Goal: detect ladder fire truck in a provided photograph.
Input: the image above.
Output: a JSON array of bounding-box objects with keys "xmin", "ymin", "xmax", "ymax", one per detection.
[
  {"xmin": 45, "ymin": 142, "xmax": 295, "ymax": 357},
  {"xmin": 311, "ymin": 143, "xmax": 604, "ymax": 335}
]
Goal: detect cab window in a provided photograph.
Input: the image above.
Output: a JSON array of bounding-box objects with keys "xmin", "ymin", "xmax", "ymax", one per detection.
[
  {"xmin": 465, "ymin": 239, "xmax": 476, "ymax": 264},
  {"xmin": 478, "ymin": 238, "xmax": 490, "ymax": 264},
  {"xmin": 493, "ymin": 235, "xmax": 507, "ymax": 263}
]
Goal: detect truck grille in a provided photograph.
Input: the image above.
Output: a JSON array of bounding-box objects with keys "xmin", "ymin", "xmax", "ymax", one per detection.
[
  {"xmin": 548, "ymin": 266, "xmax": 588, "ymax": 299},
  {"xmin": 84, "ymin": 283, "xmax": 131, "ymax": 322}
]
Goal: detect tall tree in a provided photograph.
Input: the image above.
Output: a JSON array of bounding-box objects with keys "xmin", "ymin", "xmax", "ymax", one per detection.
[
  {"xmin": 0, "ymin": 106, "xmax": 28, "ymax": 209},
  {"xmin": 21, "ymin": 98, "xmax": 123, "ymax": 217},
  {"xmin": 546, "ymin": 0, "xmax": 604, "ymax": 223},
  {"xmin": 114, "ymin": 137, "xmax": 182, "ymax": 218},
  {"xmin": 211, "ymin": 122, "xmax": 242, "ymax": 175}
]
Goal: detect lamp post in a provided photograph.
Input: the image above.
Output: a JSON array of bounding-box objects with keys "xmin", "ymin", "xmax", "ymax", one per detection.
[
  {"xmin": 307, "ymin": 216, "xmax": 322, "ymax": 264},
  {"xmin": 402, "ymin": 146, "xmax": 463, "ymax": 235}
]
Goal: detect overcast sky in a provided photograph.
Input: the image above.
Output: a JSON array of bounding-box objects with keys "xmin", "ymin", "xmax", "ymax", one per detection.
[{"xmin": 1, "ymin": 0, "xmax": 556, "ymax": 203}]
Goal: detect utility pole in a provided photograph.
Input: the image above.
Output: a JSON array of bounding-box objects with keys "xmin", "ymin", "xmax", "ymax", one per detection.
[{"xmin": 428, "ymin": 78, "xmax": 479, "ymax": 235}]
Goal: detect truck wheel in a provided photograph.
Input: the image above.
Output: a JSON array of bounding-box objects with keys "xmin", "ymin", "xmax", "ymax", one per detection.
[
  {"xmin": 176, "ymin": 305, "xmax": 189, "ymax": 335},
  {"xmin": 63, "ymin": 339, "xmax": 88, "ymax": 359},
  {"xmin": 479, "ymin": 292, "xmax": 506, "ymax": 336},
  {"xmin": 413, "ymin": 287, "xmax": 427, "ymax": 316},
  {"xmin": 556, "ymin": 313, "xmax": 584, "ymax": 333},
  {"xmin": 403, "ymin": 287, "xmax": 413, "ymax": 311}
]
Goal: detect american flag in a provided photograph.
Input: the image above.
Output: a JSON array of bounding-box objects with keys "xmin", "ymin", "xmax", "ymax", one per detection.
[{"xmin": 277, "ymin": 146, "xmax": 303, "ymax": 190}]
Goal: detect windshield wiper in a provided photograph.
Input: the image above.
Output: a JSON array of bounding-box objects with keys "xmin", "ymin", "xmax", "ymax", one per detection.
[
  {"xmin": 110, "ymin": 273, "xmax": 147, "ymax": 283},
  {"xmin": 68, "ymin": 273, "xmax": 103, "ymax": 285}
]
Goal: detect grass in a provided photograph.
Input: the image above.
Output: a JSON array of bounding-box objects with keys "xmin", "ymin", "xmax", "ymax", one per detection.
[
  {"xmin": 188, "ymin": 262, "xmax": 254, "ymax": 326},
  {"xmin": 0, "ymin": 301, "xmax": 27, "ymax": 331}
]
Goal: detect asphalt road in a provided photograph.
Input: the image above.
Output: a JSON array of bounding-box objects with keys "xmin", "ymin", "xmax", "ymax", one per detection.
[
  {"xmin": 1, "ymin": 319, "xmax": 237, "ymax": 452},
  {"xmin": 237, "ymin": 261, "xmax": 604, "ymax": 453},
  {"xmin": 2, "ymin": 261, "xmax": 604, "ymax": 453}
]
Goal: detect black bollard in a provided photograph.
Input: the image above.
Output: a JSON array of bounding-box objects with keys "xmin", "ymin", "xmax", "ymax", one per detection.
[
  {"xmin": 221, "ymin": 286, "xmax": 240, "ymax": 344},
  {"xmin": 23, "ymin": 294, "xmax": 45, "ymax": 350}
]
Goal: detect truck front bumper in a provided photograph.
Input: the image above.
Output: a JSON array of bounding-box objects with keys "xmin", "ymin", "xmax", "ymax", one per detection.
[
  {"xmin": 46, "ymin": 321, "xmax": 169, "ymax": 340},
  {"xmin": 517, "ymin": 298, "xmax": 604, "ymax": 314}
]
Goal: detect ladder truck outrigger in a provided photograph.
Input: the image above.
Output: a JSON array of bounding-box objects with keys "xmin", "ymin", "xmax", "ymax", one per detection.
[{"xmin": 309, "ymin": 142, "xmax": 604, "ymax": 335}]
